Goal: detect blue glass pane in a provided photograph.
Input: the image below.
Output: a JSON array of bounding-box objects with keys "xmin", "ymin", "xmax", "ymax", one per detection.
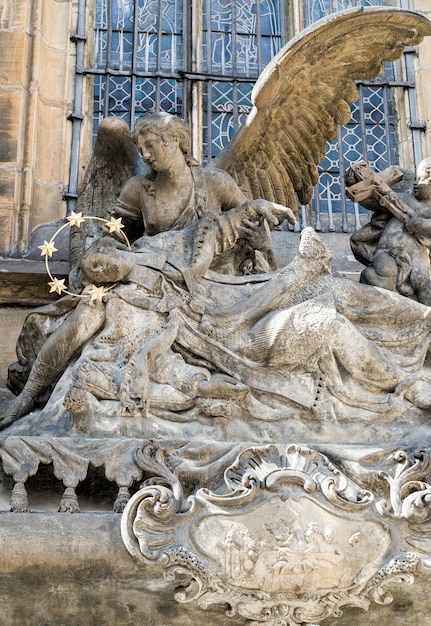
[
  {"xmin": 341, "ymin": 126, "xmax": 365, "ymax": 166},
  {"xmin": 302, "ymin": 0, "xmax": 401, "ymax": 225},
  {"xmin": 135, "ymin": 32, "xmax": 158, "ymax": 71},
  {"xmin": 135, "ymin": 78, "xmax": 158, "ymax": 113},
  {"xmin": 94, "ymin": 0, "xmax": 183, "ymax": 72},
  {"xmin": 362, "ymin": 87, "xmax": 385, "ymax": 124},
  {"xmin": 366, "ymin": 125, "xmax": 391, "ymax": 171},
  {"xmin": 304, "ymin": 0, "xmax": 387, "ymax": 28},
  {"xmin": 316, "ymin": 171, "xmax": 343, "ymax": 214},
  {"xmin": 203, "ymin": 0, "xmax": 283, "ymax": 161},
  {"xmin": 204, "ymin": 0, "xmax": 282, "ymax": 75},
  {"xmin": 159, "ymin": 78, "xmax": 182, "ymax": 112},
  {"xmin": 108, "ymin": 76, "xmax": 132, "ymax": 112},
  {"xmin": 136, "ymin": 0, "xmax": 159, "ymax": 32}
]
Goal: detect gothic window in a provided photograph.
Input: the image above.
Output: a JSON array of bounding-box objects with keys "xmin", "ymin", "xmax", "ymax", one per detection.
[{"xmin": 201, "ymin": 0, "xmax": 285, "ymax": 160}]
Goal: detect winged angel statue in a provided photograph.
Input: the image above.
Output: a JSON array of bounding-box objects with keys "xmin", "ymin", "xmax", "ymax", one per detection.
[{"xmin": 3, "ymin": 7, "xmax": 431, "ymax": 443}]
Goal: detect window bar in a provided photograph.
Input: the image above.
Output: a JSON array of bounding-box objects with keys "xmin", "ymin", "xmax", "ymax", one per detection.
[
  {"xmin": 232, "ymin": 0, "xmax": 237, "ymax": 77},
  {"xmin": 327, "ymin": 180, "xmax": 335, "ymax": 232},
  {"xmin": 337, "ymin": 125, "xmax": 349, "ymax": 232},
  {"xmin": 208, "ymin": 78, "xmax": 213, "ymax": 161},
  {"xmin": 207, "ymin": 1, "xmax": 213, "ymax": 162},
  {"xmin": 256, "ymin": 0, "xmax": 262, "ymax": 75},
  {"xmin": 358, "ymin": 84, "xmax": 367, "ymax": 165},
  {"xmin": 103, "ymin": 0, "xmax": 112, "ymax": 118},
  {"xmin": 313, "ymin": 183, "xmax": 322, "ymax": 232},
  {"xmin": 190, "ymin": 0, "xmax": 203, "ymax": 159},
  {"xmin": 301, "ymin": 204, "xmax": 309, "ymax": 228},
  {"xmin": 382, "ymin": 85, "xmax": 394, "ymax": 167},
  {"xmin": 206, "ymin": 0, "xmax": 212, "ymax": 76},
  {"xmin": 157, "ymin": 0, "xmax": 163, "ymax": 73},
  {"xmin": 232, "ymin": 82, "xmax": 239, "ymax": 135},
  {"xmin": 64, "ymin": 0, "xmax": 87, "ymax": 215},
  {"xmin": 354, "ymin": 202, "xmax": 361, "ymax": 231},
  {"xmin": 314, "ymin": 198, "xmax": 322, "ymax": 232},
  {"xmin": 130, "ymin": 0, "xmax": 139, "ymax": 132},
  {"xmin": 155, "ymin": 0, "xmax": 162, "ymax": 112}
]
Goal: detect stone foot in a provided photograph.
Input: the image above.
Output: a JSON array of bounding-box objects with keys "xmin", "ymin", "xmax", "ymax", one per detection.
[{"xmin": 0, "ymin": 390, "xmax": 35, "ymax": 431}]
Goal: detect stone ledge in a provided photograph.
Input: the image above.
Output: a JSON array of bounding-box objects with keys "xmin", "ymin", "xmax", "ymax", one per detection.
[
  {"xmin": 0, "ymin": 258, "xmax": 69, "ymax": 305},
  {"xmin": 0, "ymin": 497, "xmax": 429, "ymax": 625}
]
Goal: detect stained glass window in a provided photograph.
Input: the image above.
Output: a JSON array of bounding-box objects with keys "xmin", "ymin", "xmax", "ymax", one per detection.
[
  {"xmin": 89, "ymin": 0, "xmax": 285, "ymax": 160},
  {"xmin": 77, "ymin": 0, "xmax": 419, "ymax": 232},
  {"xmin": 202, "ymin": 0, "xmax": 284, "ymax": 160},
  {"xmin": 92, "ymin": 0, "xmax": 185, "ymax": 138},
  {"xmin": 303, "ymin": 0, "xmax": 387, "ymax": 27}
]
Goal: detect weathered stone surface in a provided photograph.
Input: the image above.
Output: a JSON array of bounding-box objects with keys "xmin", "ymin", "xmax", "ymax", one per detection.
[
  {"xmin": 1, "ymin": 8, "xmax": 431, "ymax": 626},
  {"xmin": 0, "ymin": 31, "xmax": 30, "ymax": 85}
]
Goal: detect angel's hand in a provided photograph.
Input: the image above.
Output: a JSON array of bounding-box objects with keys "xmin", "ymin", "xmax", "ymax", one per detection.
[
  {"xmin": 241, "ymin": 217, "xmax": 272, "ymax": 251},
  {"xmin": 246, "ymin": 200, "xmax": 296, "ymax": 228}
]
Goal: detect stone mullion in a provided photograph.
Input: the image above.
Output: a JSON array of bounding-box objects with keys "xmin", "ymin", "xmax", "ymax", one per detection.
[{"xmin": 190, "ymin": 0, "xmax": 203, "ymax": 163}]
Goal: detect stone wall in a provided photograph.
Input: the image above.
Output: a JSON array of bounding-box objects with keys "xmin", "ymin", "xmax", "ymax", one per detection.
[
  {"xmin": 413, "ymin": 0, "xmax": 431, "ymax": 158},
  {"xmin": 0, "ymin": 0, "xmax": 77, "ymax": 255}
]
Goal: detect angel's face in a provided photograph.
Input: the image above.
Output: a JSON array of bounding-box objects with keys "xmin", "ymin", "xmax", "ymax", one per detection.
[{"xmin": 136, "ymin": 130, "xmax": 178, "ymax": 172}]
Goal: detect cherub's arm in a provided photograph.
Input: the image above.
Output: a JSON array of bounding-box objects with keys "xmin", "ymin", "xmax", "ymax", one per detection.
[{"xmin": 405, "ymin": 214, "xmax": 431, "ymax": 245}]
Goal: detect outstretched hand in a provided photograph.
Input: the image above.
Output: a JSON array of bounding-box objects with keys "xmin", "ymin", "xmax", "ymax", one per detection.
[
  {"xmin": 247, "ymin": 200, "xmax": 296, "ymax": 228},
  {"xmin": 239, "ymin": 200, "xmax": 296, "ymax": 250}
]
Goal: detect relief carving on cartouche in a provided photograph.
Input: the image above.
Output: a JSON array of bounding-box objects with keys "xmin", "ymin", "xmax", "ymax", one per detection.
[{"xmin": 121, "ymin": 443, "xmax": 431, "ymax": 625}]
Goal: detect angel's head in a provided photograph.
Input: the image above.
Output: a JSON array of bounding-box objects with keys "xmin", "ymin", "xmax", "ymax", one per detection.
[{"xmin": 133, "ymin": 112, "xmax": 196, "ymax": 170}]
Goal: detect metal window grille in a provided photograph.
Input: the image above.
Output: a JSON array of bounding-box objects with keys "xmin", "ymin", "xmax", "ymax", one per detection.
[{"xmin": 201, "ymin": 0, "xmax": 285, "ymax": 161}]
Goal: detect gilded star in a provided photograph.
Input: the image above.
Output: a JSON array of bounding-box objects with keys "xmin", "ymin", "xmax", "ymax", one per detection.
[
  {"xmin": 106, "ymin": 217, "xmax": 125, "ymax": 234},
  {"xmin": 38, "ymin": 240, "xmax": 58, "ymax": 257},
  {"xmin": 48, "ymin": 277, "xmax": 67, "ymax": 295},
  {"xmin": 87, "ymin": 285, "xmax": 109, "ymax": 302},
  {"xmin": 67, "ymin": 211, "xmax": 86, "ymax": 227}
]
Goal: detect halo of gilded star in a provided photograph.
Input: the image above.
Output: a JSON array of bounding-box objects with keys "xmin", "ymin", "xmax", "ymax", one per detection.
[{"xmin": 38, "ymin": 212, "xmax": 131, "ymax": 301}]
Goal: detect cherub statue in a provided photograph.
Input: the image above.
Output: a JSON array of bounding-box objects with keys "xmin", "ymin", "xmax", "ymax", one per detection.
[
  {"xmin": 2, "ymin": 7, "xmax": 431, "ymax": 439},
  {"xmin": 348, "ymin": 157, "xmax": 431, "ymax": 304}
]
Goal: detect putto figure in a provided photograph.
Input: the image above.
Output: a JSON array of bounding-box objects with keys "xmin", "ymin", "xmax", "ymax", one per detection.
[{"xmin": 348, "ymin": 157, "xmax": 431, "ymax": 304}]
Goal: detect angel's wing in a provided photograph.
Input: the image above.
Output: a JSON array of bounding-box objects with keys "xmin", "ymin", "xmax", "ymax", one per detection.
[
  {"xmin": 210, "ymin": 7, "xmax": 431, "ymax": 209},
  {"xmin": 69, "ymin": 117, "xmax": 146, "ymax": 284}
]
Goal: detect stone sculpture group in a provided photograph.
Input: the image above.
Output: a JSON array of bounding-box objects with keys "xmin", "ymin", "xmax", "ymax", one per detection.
[
  {"xmin": 2, "ymin": 7, "xmax": 431, "ymax": 626},
  {"xmin": 3, "ymin": 111, "xmax": 431, "ymax": 442}
]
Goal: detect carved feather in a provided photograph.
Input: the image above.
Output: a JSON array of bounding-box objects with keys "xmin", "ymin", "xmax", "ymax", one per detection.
[{"xmin": 211, "ymin": 7, "xmax": 431, "ymax": 209}]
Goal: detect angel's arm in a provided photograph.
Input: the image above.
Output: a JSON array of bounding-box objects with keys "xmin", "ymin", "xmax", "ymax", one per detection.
[
  {"xmin": 205, "ymin": 168, "xmax": 248, "ymax": 211},
  {"xmin": 205, "ymin": 168, "xmax": 294, "ymax": 249},
  {"xmin": 111, "ymin": 176, "xmax": 146, "ymax": 241}
]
